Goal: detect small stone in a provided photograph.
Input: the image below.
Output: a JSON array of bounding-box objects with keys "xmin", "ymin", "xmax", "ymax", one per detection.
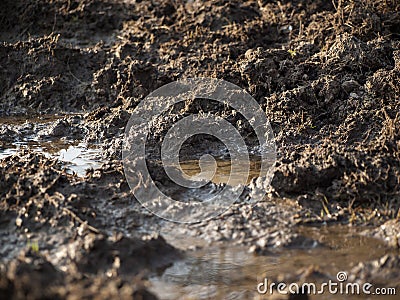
[
  {"xmin": 248, "ymin": 245, "xmax": 258, "ymax": 253},
  {"xmin": 349, "ymin": 92, "xmax": 359, "ymax": 98},
  {"xmin": 16, "ymin": 217, "xmax": 23, "ymax": 227}
]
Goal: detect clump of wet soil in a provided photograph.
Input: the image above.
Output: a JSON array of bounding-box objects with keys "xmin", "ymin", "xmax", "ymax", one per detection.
[{"xmin": 1, "ymin": 0, "xmax": 400, "ymax": 299}]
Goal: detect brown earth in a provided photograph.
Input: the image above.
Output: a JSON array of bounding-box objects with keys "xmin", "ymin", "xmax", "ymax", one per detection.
[{"xmin": 0, "ymin": 0, "xmax": 399, "ymax": 299}]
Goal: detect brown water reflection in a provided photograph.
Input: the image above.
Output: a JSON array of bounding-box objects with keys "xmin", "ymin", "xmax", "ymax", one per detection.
[
  {"xmin": 151, "ymin": 225, "xmax": 397, "ymax": 300},
  {"xmin": 178, "ymin": 157, "xmax": 262, "ymax": 185}
]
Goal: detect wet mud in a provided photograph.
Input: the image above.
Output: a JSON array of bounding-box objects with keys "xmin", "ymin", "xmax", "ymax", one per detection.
[{"xmin": 0, "ymin": 0, "xmax": 399, "ymax": 299}]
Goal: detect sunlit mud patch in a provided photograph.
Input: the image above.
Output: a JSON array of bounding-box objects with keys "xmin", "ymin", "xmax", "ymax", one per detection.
[{"xmin": 149, "ymin": 225, "xmax": 399, "ymax": 300}]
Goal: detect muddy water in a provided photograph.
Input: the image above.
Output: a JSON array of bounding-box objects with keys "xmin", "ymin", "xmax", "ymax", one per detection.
[
  {"xmin": 152, "ymin": 225, "xmax": 397, "ymax": 300},
  {"xmin": 0, "ymin": 115, "xmax": 102, "ymax": 176},
  {"xmin": 0, "ymin": 141, "xmax": 102, "ymax": 176},
  {"xmin": 178, "ymin": 157, "xmax": 262, "ymax": 185}
]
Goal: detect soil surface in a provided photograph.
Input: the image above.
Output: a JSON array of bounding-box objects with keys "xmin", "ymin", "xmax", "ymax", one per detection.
[{"xmin": 0, "ymin": 0, "xmax": 399, "ymax": 299}]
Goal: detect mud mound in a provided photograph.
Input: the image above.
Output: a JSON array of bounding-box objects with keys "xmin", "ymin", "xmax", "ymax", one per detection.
[
  {"xmin": 76, "ymin": 234, "xmax": 180, "ymax": 275},
  {"xmin": 0, "ymin": 0, "xmax": 398, "ymax": 219},
  {"xmin": 0, "ymin": 0, "xmax": 134, "ymax": 44},
  {"xmin": 0, "ymin": 153, "xmax": 179, "ymax": 299},
  {"xmin": 0, "ymin": 250, "xmax": 158, "ymax": 300},
  {"xmin": 0, "ymin": 36, "xmax": 109, "ymax": 115}
]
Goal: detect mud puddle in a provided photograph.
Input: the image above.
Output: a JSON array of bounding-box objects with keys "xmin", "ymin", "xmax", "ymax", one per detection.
[
  {"xmin": 0, "ymin": 114, "xmax": 103, "ymax": 176},
  {"xmin": 151, "ymin": 225, "xmax": 397, "ymax": 300},
  {"xmin": 177, "ymin": 157, "xmax": 262, "ymax": 185},
  {"xmin": 0, "ymin": 140, "xmax": 102, "ymax": 176}
]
